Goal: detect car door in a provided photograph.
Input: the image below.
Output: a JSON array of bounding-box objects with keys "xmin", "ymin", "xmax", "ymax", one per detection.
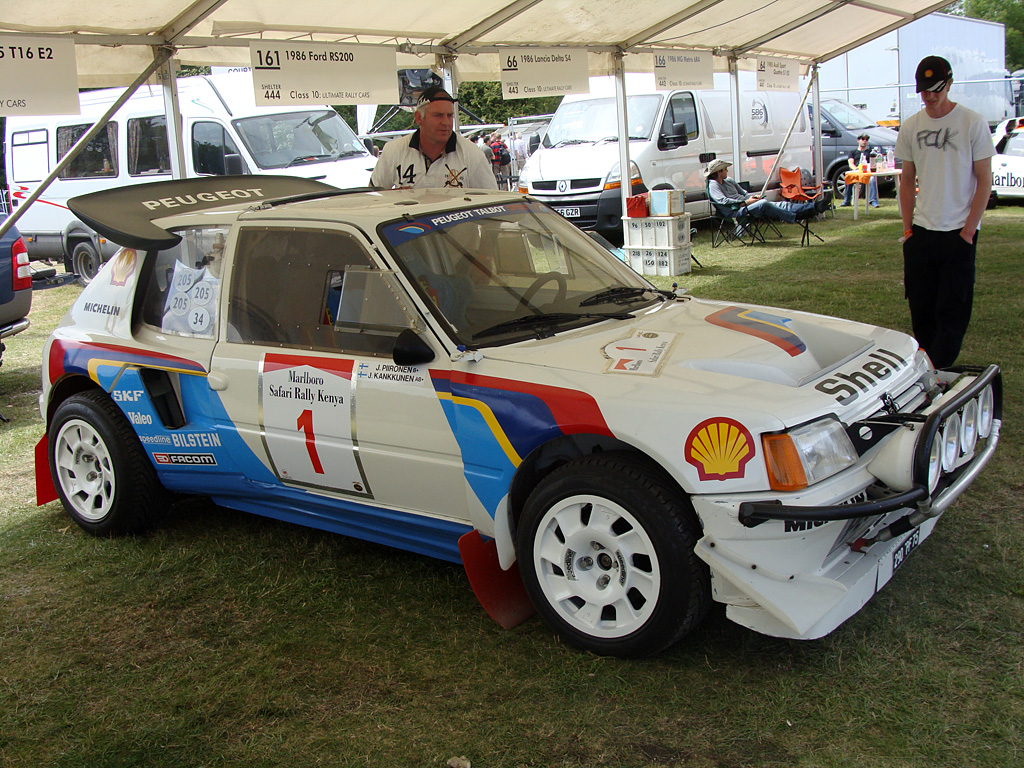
[{"xmin": 210, "ymin": 221, "xmax": 469, "ymax": 521}]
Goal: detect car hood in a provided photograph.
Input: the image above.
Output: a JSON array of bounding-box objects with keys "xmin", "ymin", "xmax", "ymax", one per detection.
[
  {"xmin": 481, "ymin": 297, "xmax": 920, "ymax": 424},
  {"xmin": 527, "ymin": 142, "xmax": 627, "ymax": 182}
]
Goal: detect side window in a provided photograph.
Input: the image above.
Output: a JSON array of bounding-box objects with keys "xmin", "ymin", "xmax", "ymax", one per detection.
[
  {"xmin": 660, "ymin": 93, "xmax": 699, "ymax": 142},
  {"xmin": 128, "ymin": 116, "xmax": 171, "ymax": 176},
  {"xmin": 192, "ymin": 121, "xmax": 246, "ymax": 176},
  {"xmin": 228, "ymin": 227, "xmax": 411, "ymax": 356},
  {"xmin": 10, "ymin": 129, "xmax": 49, "ymax": 183},
  {"xmin": 56, "ymin": 123, "xmax": 118, "ymax": 179},
  {"xmin": 139, "ymin": 225, "xmax": 228, "ymax": 338}
]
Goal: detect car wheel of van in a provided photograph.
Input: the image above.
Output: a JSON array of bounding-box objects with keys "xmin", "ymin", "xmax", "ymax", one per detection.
[
  {"xmin": 49, "ymin": 390, "xmax": 168, "ymax": 535},
  {"xmin": 72, "ymin": 242, "xmax": 101, "ymax": 286},
  {"xmin": 517, "ymin": 453, "xmax": 709, "ymax": 658},
  {"xmin": 829, "ymin": 166, "xmax": 847, "ymax": 200}
]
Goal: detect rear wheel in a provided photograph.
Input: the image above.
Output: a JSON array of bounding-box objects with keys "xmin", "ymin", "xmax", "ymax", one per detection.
[
  {"xmin": 72, "ymin": 242, "xmax": 101, "ymax": 286},
  {"xmin": 517, "ymin": 453, "xmax": 709, "ymax": 657},
  {"xmin": 829, "ymin": 165, "xmax": 848, "ymax": 200},
  {"xmin": 49, "ymin": 391, "xmax": 168, "ymax": 535}
]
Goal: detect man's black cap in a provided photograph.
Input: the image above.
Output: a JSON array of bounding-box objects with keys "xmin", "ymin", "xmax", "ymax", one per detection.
[
  {"xmin": 915, "ymin": 55, "xmax": 953, "ymax": 93},
  {"xmin": 417, "ymin": 86, "xmax": 456, "ymax": 106}
]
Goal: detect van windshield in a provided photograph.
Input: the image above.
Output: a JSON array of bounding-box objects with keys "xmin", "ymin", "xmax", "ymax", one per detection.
[
  {"xmin": 232, "ymin": 110, "xmax": 370, "ymax": 169},
  {"xmin": 543, "ymin": 95, "xmax": 662, "ymax": 147},
  {"xmin": 820, "ymin": 100, "xmax": 877, "ymax": 131}
]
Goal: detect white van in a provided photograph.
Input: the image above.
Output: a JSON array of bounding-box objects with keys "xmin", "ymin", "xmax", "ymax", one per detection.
[
  {"xmin": 517, "ymin": 74, "xmax": 813, "ymax": 239},
  {"xmin": 5, "ymin": 73, "xmax": 377, "ymax": 282}
]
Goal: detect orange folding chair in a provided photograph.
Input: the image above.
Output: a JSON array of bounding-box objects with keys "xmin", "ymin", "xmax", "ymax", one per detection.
[{"xmin": 779, "ymin": 167, "xmax": 830, "ymax": 245}]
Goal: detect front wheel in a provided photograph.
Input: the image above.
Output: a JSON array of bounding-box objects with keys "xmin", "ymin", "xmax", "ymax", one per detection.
[
  {"xmin": 829, "ymin": 166, "xmax": 848, "ymax": 201},
  {"xmin": 517, "ymin": 453, "xmax": 709, "ymax": 657},
  {"xmin": 49, "ymin": 390, "xmax": 168, "ymax": 535}
]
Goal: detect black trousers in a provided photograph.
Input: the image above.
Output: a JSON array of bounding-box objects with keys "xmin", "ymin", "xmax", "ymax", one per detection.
[{"xmin": 903, "ymin": 225, "xmax": 977, "ymax": 369}]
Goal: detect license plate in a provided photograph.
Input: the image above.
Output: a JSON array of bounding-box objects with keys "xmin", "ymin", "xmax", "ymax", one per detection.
[
  {"xmin": 891, "ymin": 527, "xmax": 921, "ymax": 572},
  {"xmin": 554, "ymin": 207, "xmax": 580, "ymax": 218}
]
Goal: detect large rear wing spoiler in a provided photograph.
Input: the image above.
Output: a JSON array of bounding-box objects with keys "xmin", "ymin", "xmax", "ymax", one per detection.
[{"xmin": 67, "ymin": 175, "xmax": 345, "ymax": 251}]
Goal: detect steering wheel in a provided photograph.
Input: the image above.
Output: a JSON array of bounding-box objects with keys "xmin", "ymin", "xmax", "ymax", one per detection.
[{"xmin": 518, "ymin": 271, "xmax": 567, "ymax": 310}]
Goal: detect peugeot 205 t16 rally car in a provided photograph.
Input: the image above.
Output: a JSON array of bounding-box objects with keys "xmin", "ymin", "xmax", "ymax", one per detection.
[{"xmin": 35, "ymin": 175, "xmax": 1002, "ymax": 658}]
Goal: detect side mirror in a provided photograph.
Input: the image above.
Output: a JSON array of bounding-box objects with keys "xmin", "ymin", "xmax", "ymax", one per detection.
[
  {"xmin": 224, "ymin": 153, "xmax": 246, "ymax": 175},
  {"xmin": 658, "ymin": 122, "xmax": 689, "ymax": 150},
  {"xmin": 393, "ymin": 328, "xmax": 435, "ymax": 366}
]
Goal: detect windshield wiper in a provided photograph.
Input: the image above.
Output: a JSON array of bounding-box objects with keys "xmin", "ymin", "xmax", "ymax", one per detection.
[
  {"xmin": 578, "ymin": 286, "xmax": 671, "ymax": 307},
  {"xmin": 473, "ymin": 311, "xmax": 633, "ymax": 340},
  {"xmin": 286, "ymin": 153, "xmax": 332, "ymax": 167},
  {"xmin": 551, "ymin": 139, "xmax": 592, "ymax": 148}
]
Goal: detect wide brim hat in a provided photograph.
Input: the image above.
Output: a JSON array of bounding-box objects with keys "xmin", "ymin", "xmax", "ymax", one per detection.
[{"xmin": 704, "ymin": 158, "xmax": 731, "ymax": 178}]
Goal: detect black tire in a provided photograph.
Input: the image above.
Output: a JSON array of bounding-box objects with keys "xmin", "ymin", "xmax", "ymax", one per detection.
[
  {"xmin": 72, "ymin": 242, "xmax": 102, "ymax": 287},
  {"xmin": 829, "ymin": 165, "xmax": 847, "ymax": 200},
  {"xmin": 49, "ymin": 390, "xmax": 168, "ymax": 535},
  {"xmin": 517, "ymin": 453, "xmax": 710, "ymax": 658}
]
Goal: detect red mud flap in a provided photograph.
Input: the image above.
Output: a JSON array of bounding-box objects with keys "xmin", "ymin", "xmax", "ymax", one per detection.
[
  {"xmin": 35, "ymin": 435, "xmax": 58, "ymax": 506},
  {"xmin": 458, "ymin": 530, "xmax": 535, "ymax": 629}
]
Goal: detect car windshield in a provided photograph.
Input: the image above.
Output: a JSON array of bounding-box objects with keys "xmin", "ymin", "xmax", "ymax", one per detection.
[
  {"xmin": 543, "ymin": 95, "xmax": 662, "ymax": 147},
  {"xmin": 820, "ymin": 100, "xmax": 877, "ymax": 131},
  {"xmin": 379, "ymin": 200, "xmax": 664, "ymax": 345},
  {"xmin": 232, "ymin": 110, "xmax": 370, "ymax": 169}
]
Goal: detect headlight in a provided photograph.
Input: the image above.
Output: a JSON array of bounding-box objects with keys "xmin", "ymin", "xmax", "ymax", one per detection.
[
  {"xmin": 977, "ymin": 384, "xmax": 994, "ymax": 438},
  {"xmin": 960, "ymin": 398, "xmax": 979, "ymax": 456},
  {"xmin": 927, "ymin": 434, "xmax": 942, "ymax": 493},
  {"xmin": 763, "ymin": 417, "xmax": 859, "ymax": 492},
  {"xmin": 604, "ymin": 161, "xmax": 643, "ymax": 191},
  {"xmin": 940, "ymin": 412, "xmax": 961, "ymax": 472}
]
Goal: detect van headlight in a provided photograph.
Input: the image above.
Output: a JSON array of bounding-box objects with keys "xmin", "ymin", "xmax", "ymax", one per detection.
[
  {"xmin": 762, "ymin": 417, "xmax": 859, "ymax": 492},
  {"xmin": 604, "ymin": 161, "xmax": 643, "ymax": 191}
]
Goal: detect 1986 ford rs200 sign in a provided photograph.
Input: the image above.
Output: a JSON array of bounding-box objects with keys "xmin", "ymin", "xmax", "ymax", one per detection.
[{"xmin": 36, "ymin": 176, "xmax": 1002, "ymax": 657}]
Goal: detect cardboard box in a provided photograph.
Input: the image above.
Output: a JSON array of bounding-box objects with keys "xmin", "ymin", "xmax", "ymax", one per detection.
[{"xmin": 649, "ymin": 189, "xmax": 684, "ymax": 216}]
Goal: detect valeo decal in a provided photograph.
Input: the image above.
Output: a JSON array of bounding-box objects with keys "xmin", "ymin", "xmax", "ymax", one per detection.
[{"xmin": 685, "ymin": 417, "xmax": 755, "ymax": 481}]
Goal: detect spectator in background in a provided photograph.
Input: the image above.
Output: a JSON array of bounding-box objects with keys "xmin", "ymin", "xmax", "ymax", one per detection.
[
  {"xmin": 841, "ymin": 134, "xmax": 879, "ymax": 208},
  {"xmin": 489, "ymin": 132, "xmax": 512, "ymax": 187},
  {"xmin": 896, "ymin": 55, "xmax": 993, "ymax": 368}
]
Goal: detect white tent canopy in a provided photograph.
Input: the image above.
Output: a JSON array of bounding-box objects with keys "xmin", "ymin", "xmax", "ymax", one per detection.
[{"xmin": 2, "ymin": 0, "xmax": 956, "ymax": 86}]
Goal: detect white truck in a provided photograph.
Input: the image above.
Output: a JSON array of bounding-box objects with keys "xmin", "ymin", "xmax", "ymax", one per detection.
[
  {"xmin": 4, "ymin": 73, "xmax": 377, "ymax": 283},
  {"xmin": 516, "ymin": 74, "xmax": 813, "ymax": 239}
]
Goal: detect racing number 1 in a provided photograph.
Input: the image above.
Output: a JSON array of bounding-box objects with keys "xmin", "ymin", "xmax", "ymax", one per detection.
[{"xmin": 296, "ymin": 409, "xmax": 325, "ymax": 474}]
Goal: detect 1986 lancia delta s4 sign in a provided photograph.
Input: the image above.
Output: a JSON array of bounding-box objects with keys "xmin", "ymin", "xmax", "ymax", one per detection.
[{"xmin": 35, "ymin": 176, "xmax": 1001, "ymax": 657}]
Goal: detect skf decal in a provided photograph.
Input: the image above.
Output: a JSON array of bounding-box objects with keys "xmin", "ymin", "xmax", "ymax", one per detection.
[
  {"xmin": 706, "ymin": 306, "xmax": 806, "ymax": 357},
  {"xmin": 109, "ymin": 249, "xmax": 137, "ymax": 286},
  {"xmin": 685, "ymin": 417, "xmax": 755, "ymax": 481},
  {"xmin": 814, "ymin": 348, "xmax": 908, "ymax": 405}
]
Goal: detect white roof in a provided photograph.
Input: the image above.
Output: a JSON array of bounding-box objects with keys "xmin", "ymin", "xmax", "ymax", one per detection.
[{"xmin": 2, "ymin": 0, "xmax": 957, "ymax": 87}]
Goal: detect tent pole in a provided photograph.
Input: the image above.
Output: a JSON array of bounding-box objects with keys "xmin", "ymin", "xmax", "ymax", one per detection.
[
  {"xmin": 158, "ymin": 56, "xmax": 186, "ymax": 179},
  {"xmin": 728, "ymin": 57, "xmax": 742, "ymax": 183},
  {"xmin": 811, "ymin": 65, "xmax": 824, "ymax": 188},
  {"xmin": 758, "ymin": 72, "xmax": 815, "ymax": 196},
  {"xmin": 613, "ymin": 51, "xmax": 631, "ymax": 244},
  {"xmin": 0, "ymin": 46, "xmax": 175, "ymax": 241}
]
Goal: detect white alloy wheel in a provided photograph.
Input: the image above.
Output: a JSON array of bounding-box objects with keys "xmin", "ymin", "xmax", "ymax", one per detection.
[
  {"xmin": 532, "ymin": 494, "xmax": 661, "ymax": 639},
  {"xmin": 53, "ymin": 417, "xmax": 116, "ymax": 522}
]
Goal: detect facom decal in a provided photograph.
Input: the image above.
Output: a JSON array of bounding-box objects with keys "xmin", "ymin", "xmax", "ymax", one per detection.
[
  {"xmin": 685, "ymin": 417, "xmax": 755, "ymax": 481},
  {"xmin": 153, "ymin": 453, "xmax": 217, "ymax": 465},
  {"xmin": 109, "ymin": 249, "xmax": 137, "ymax": 286},
  {"xmin": 706, "ymin": 306, "xmax": 806, "ymax": 357},
  {"xmin": 813, "ymin": 348, "xmax": 908, "ymax": 405}
]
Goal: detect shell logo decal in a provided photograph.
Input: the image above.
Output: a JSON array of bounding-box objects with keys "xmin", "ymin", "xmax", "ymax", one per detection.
[
  {"xmin": 685, "ymin": 417, "xmax": 755, "ymax": 481},
  {"xmin": 109, "ymin": 248, "xmax": 137, "ymax": 287}
]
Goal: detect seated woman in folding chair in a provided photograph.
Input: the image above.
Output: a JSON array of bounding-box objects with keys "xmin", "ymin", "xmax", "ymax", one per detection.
[{"xmin": 706, "ymin": 159, "xmax": 825, "ymax": 238}]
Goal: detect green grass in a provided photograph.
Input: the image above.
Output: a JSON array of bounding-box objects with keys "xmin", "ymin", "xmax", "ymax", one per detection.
[{"xmin": 2, "ymin": 200, "xmax": 1023, "ymax": 767}]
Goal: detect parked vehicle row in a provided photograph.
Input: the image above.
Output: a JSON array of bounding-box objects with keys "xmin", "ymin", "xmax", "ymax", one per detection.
[{"xmin": 0, "ymin": 224, "xmax": 31, "ymax": 378}]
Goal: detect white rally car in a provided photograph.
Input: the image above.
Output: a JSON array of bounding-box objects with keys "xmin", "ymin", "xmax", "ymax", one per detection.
[
  {"xmin": 36, "ymin": 176, "xmax": 1001, "ymax": 657},
  {"xmin": 992, "ymin": 117, "xmax": 1024, "ymax": 205}
]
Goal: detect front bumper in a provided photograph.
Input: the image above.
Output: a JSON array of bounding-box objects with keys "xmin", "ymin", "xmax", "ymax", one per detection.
[{"xmin": 694, "ymin": 364, "xmax": 1002, "ymax": 639}]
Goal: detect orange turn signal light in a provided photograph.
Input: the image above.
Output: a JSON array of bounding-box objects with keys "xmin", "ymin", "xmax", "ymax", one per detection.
[{"xmin": 762, "ymin": 434, "xmax": 808, "ymax": 492}]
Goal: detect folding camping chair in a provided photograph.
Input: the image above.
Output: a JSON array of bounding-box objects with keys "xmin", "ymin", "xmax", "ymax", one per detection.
[
  {"xmin": 779, "ymin": 167, "xmax": 830, "ymax": 246},
  {"xmin": 707, "ymin": 180, "xmax": 769, "ymax": 247}
]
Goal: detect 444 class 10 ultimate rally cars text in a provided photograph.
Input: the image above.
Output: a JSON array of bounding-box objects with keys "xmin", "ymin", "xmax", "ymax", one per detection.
[{"xmin": 34, "ymin": 175, "xmax": 1002, "ymax": 658}]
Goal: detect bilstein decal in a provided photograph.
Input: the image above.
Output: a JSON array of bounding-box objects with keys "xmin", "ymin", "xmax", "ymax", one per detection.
[
  {"xmin": 685, "ymin": 417, "xmax": 754, "ymax": 481},
  {"xmin": 814, "ymin": 348, "xmax": 908, "ymax": 405}
]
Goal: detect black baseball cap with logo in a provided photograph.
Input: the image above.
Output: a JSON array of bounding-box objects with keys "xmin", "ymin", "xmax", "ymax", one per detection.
[
  {"xmin": 416, "ymin": 86, "xmax": 457, "ymax": 106},
  {"xmin": 915, "ymin": 56, "xmax": 953, "ymax": 93}
]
